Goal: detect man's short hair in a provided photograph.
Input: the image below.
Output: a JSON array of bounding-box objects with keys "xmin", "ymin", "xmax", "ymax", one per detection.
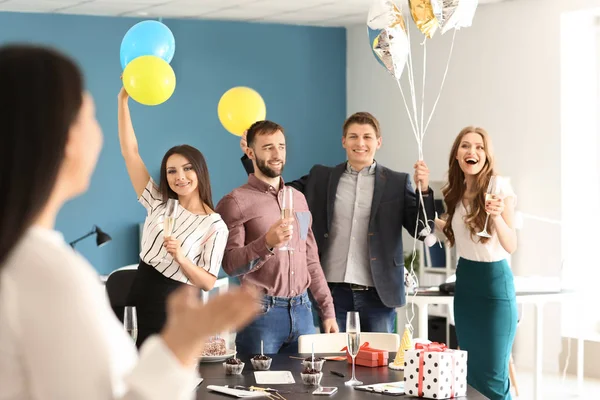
[
  {"xmin": 246, "ymin": 120, "xmax": 285, "ymax": 147},
  {"xmin": 342, "ymin": 112, "xmax": 381, "ymax": 138}
]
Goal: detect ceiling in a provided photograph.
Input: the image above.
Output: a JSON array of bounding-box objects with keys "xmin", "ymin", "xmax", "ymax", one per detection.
[{"xmin": 0, "ymin": 0, "xmax": 508, "ymax": 27}]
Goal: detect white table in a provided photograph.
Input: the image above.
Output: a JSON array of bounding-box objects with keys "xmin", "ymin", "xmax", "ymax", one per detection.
[{"xmin": 400, "ymin": 290, "xmax": 583, "ymax": 400}]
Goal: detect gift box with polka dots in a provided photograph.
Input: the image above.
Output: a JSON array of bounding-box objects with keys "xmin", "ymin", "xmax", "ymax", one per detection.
[{"xmin": 403, "ymin": 347, "xmax": 468, "ymax": 399}]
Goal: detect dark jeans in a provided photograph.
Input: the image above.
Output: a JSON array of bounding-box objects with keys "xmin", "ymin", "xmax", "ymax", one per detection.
[
  {"xmin": 235, "ymin": 291, "xmax": 316, "ymax": 354},
  {"xmin": 328, "ymin": 283, "xmax": 396, "ymax": 333}
]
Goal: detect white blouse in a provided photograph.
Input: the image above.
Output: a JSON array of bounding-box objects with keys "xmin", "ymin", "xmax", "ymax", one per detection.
[
  {"xmin": 138, "ymin": 179, "xmax": 228, "ymax": 283},
  {"xmin": 451, "ymin": 177, "xmax": 517, "ymax": 263},
  {"xmin": 0, "ymin": 226, "xmax": 198, "ymax": 400}
]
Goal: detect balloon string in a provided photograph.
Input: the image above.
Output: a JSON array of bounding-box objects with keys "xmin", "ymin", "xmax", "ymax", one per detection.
[
  {"xmin": 394, "ymin": 19, "xmax": 420, "ymax": 145},
  {"xmin": 417, "ymin": 36, "xmax": 430, "ymax": 232},
  {"xmin": 403, "ymin": 27, "xmax": 425, "ymax": 335},
  {"xmin": 405, "ymin": 22, "xmax": 430, "ymax": 235},
  {"xmin": 405, "ymin": 22, "xmax": 421, "ymax": 140},
  {"xmin": 423, "ymin": 28, "xmax": 457, "ymax": 135},
  {"xmin": 405, "ymin": 205, "xmax": 421, "ymax": 330},
  {"xmin": 397, "ymin": 13, "xmax": 436, "ymax": 338},
  {"xmin": 420, "ymin": 39, "xmax": 427, "ymax": 157},
  {"xmin": 395, "ymin": 78, "xmax": 420, "ymax": 144},
  {"xmin": 392, "ymin": 3, "xmax": 461, "ymax": 340}
]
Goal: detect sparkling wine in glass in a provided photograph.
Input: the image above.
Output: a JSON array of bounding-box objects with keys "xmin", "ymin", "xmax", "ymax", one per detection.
[
  {"xmin": 279, "ymin": 187, "xmax": 294, "ymax": 251},
  {"xmin": 161, "ymin": 198, "xmax": 179, "ymax": 262},
  {"xmin": 477, "ymin": 176, "xmax": 499, "ymax": 238},
  {"xmin": 345, "ymin": 311, "xmax": 363, "ymax": 386},
  {"xmin": 124, "ymin": 306, "xmax": 138, "ymax": 343}
]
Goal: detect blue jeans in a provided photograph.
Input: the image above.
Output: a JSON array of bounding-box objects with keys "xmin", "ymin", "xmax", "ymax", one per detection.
[
  {"xmin": 235, "ymin": 291, "xmax": 316, "ymax": 354},
  {"xmin": 328, "ymin": 283, "xmax": 396, "ymax": 333}
]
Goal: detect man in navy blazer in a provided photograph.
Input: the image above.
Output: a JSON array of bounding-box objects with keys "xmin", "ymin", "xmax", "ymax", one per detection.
[{"xmin": 240, "ymin": 112, "xmax": 435, "ymax": 333}]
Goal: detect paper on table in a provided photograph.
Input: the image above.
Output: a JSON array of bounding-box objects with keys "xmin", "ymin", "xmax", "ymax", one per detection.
[{"xmin": 253, "ymin": 371, "xmax": 295, "ymax": 384}]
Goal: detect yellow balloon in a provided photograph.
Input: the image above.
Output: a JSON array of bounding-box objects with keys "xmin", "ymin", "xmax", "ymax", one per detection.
[
  {"xmin": 123, "ymin": 55, "xmax": 176, "ymax": 106},
  {"xmin": 218, "ymin": 87, "xmax": 266, "ymax": 136}
]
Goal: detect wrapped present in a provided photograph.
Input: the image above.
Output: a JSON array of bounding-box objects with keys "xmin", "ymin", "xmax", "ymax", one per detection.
[
  {"xmin": 342, "ymin": 342, "xmax": 389, "ymax": 368},
  {"xmin": 404, "ymin": 342, "xmax": 468, "ymax": 399}
]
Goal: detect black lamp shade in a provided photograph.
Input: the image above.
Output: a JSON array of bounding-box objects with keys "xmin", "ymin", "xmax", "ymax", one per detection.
[
  {"xmin": 69, "ymin": 225, "xmax": 112, "ymax": 249},
  {"xmin": 95, "ymin": 226, "xmax": 112, "ymax": 247}
]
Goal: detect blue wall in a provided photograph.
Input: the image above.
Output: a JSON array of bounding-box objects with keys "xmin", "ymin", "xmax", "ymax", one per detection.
[{"xmin": 0, "ymin": 12, "xmax": 346, "ymax": 275}]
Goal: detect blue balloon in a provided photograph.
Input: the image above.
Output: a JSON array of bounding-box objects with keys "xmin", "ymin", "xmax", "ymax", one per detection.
[{"xmin": 120, "ymin": 20, "xmax": 175, "ymax": 70}]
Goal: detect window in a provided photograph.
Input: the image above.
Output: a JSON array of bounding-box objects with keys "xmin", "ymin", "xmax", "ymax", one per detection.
[{"xmin": 560, "ymin": 10, "xmax": 600, "ymax": 338}]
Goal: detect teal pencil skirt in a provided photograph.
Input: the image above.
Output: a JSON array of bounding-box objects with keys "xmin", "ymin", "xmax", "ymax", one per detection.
[{"xmin": 454, "ymin": 257, "xmax": 518, "ymax": 400}]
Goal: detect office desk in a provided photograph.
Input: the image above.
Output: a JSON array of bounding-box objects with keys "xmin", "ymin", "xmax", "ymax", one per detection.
[{"xmin": 197, "ymin": 353, "xmax": 487, "ymax": 399}]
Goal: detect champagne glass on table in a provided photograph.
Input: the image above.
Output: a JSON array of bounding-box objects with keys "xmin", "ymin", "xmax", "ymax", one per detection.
[
  {"xmin": 477, "ymin": 176, "xmax": 499, "ymax": 238},
  {"xmin": 279, "ymin": 187, "xmax": 294, "ymax": 251},
  {"xmin": 345, "ymin": 311, "xmax": 363, "ymax": 386},
  {"xmin": 124, "ymin": 306, "xmax": 138, "ymax": 343},
  {"xmin": 161, "ymin": 198, "xmax": 179, "ymax": 262}
]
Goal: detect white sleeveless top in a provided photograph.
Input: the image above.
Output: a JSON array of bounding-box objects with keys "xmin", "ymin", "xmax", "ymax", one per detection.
[
  {"xmin": 451, "ymin": 177, "xmax": 516, "ymax": 263},
  {"xmin": 138, "ymin": 179, "xmax": 228, "ymax": 284}
]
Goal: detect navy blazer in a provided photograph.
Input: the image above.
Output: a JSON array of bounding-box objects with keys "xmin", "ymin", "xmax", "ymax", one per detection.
[{"xmin": 241, "ymin": 156, "xmax": 435, "ymax": 308}]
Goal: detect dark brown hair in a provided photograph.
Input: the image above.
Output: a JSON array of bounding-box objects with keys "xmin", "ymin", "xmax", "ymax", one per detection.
[
  {"xmin": 158, "ymin": 145, "xmax": 215, "ymax": 210},
  {"xmin": 342, "ymin": 112, "xmax": 381, "ymax": 138},
  {"xmin": 246, "ymin": 120, "xmax": 284, "ymax": 148},
  {"xmin": 0, "ymin": 44, "xmax": 84, "ymax": 267},
  {"xmin": 442, "ymin": 126, "xmax": 496, "ymax": 245}
]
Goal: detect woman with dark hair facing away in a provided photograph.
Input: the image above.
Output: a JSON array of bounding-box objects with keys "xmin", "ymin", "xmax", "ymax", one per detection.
[
  {"xmin": 0, "ymin": 44, "xmax": 259, "ymax": 399},
  {"xmin": 118, "ymin": 87, "xmax": 229, "ymax": 347},
  {"xmin": 435, "ymin": 127, "xmax": 518, "ymax": 400}
]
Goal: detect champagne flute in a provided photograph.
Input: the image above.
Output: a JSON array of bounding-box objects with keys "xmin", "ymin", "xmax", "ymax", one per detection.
[
  {"xmin": 345, "ymin": 311, "xmax": 363, "ymax": 386},
  {"xmin": 124, "ymin": 306, "xmax": 138, "ymax": 343},
  {"xmin": 161, "ymin": 198, "xmax": 179, "ymax": 262},
  {"xmin": 477, "ymin": 176, "xmax": 499, "ymax": 238},
  {"xmin": 279, "ymin": 187, "xmax": 294, "ymax": 251}
]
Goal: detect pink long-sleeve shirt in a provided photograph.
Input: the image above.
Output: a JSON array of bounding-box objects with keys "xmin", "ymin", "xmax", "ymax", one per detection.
[{"xmin": 215, "ymin": 174, "xmax": 335, "ymax": 320}]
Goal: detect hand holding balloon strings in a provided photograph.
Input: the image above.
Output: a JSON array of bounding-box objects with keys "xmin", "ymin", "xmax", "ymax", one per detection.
[{"xmin": 367, "ymin": 0, "xmax": 480, "ymax": 329}]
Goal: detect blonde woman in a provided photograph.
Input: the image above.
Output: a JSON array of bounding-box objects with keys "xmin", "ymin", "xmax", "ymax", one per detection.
[{"xmin": 436, "ymin": 127, "xmax": 518, "ymax": 400}]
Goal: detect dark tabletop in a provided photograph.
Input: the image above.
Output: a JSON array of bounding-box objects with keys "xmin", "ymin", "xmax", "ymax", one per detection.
[{"xmin": 196, "ymin": 353, "xmax": 486, "ymax": 399}]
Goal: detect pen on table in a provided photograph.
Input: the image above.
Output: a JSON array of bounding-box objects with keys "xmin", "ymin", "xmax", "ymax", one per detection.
[{"xmin": 330, "ymin": 370, "xmax": 345, "ymax": 378}]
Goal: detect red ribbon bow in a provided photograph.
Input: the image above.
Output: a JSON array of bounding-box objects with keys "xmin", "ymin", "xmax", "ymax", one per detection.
[
  {"xmin": 415, "ymin": 342, "xmax": 448, "ymax": 352},
  {"xmin": 416, "ymin": 342, "xmax": 455, "ymax": 398}
]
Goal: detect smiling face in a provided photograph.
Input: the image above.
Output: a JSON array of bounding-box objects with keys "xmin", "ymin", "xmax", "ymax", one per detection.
[
  {"xmin": 165, "ymin": 153, "xmax": 199, "ymax": 197},
  {"xmin": 249, "ymin": 129, "xmax": 286, "ymax": 179},
  {"xmin": 455, "ymin": 132, "xmax": 488, "ymax": 176},
  {"xmin": 342, "ymin": 122, "xmax": 382, "ymax": 171}
]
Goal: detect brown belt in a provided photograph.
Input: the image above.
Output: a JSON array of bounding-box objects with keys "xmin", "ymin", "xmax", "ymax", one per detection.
[
  {"xmin": 350, "ymin": 284, "xmax": 370, "ymax": 291},
  {"xmin": 330, "ymin": 282, "xmax": 372, "ymax": 291}
]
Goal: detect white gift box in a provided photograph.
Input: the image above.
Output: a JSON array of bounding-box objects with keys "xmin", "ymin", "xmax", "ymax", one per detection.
[{"xmin": 403, "ymin": 345, "xmax": 468, "ymax": 399}]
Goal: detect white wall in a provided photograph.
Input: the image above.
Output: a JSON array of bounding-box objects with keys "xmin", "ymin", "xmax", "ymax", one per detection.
[{"xmin": 347, "ymin": 0, "xmax": 600, "ymax": 377}]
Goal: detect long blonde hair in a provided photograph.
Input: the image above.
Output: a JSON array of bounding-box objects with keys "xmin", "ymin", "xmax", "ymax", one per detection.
[{"xmin": 442, "ymin": 126, "xmax": 496, "ymax": 245}]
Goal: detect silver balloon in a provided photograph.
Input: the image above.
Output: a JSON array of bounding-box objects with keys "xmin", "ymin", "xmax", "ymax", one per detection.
[
  {"xmin": 367, "ymin": 0, "xmax": 410, "ymax": 80},
  {"xmin": 440, "ymin": 0, "xmax": 479, "ymax": 34},
  {"xmin": 431, "ymin": 0, "xmax": 459, "ymax": 32}
]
